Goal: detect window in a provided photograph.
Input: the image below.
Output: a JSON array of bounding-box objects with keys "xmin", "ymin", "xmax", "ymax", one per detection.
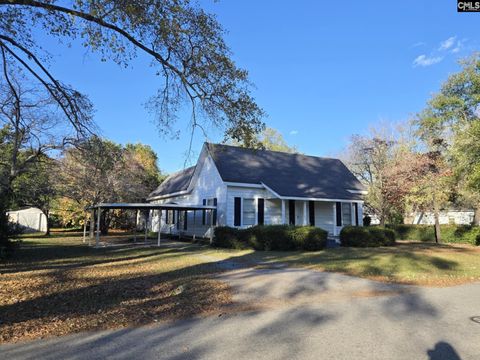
[
  {"xmin": 202, "ymin": 198, "xmax": 216, "ymax": 225},
  {"xmin": 342, "ymin": 203, "xmax": 352, "ymax": 226},
  {"xmin": 242, "ymin": 198, "xmax": 256, "ymax": 226}
]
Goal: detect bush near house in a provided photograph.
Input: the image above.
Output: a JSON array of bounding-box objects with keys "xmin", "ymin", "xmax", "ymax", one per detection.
[
  {"xmin": 213, "ymin": 225, "xmax": 328, "ymax": 251},
  {"xmin": 340, "ymin": 226, "xmax": 396, "ymax": 247},
  {"xmin": 387, "ymin": 224, "xmax": 480, "ymax": 246}
]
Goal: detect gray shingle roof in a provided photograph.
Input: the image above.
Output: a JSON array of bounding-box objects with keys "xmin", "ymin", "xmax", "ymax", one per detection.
[
  {"xmin": 206, "ymin": 143, "xmax": 364, "ymax": 200},
  {"xmin": 148, "ymin": 166, "xmax": 195, "ymax": 199}
]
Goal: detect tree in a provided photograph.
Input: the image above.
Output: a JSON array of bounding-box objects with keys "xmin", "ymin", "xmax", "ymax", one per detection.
[
  {"xmin": 344, "ymin": 130, "xmax": 397, "ymax": 225},
  {"xmin": 0, "ymin": 0, "xmax": 265, "ymax": 147},
  {"xmin": 11, "ymin": 155, "xmax": 57, "ymax": 235},
  {"xmin": 0, "ymin": 59, "xmax": 92, "ymax": 202},
  {"xmin": 417, "ymin": 54, "xmax": 480, "ymax": 224},
  {"xmin": 231, "ymin": 127, "xmax": 298, "ymax": 153},
  {"xmin": 55, "ymin": 137, "xmax": 163, "ymax": 232}
]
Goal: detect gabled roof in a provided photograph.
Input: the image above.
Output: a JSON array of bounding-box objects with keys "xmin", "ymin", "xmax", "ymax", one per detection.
[
  {"xmin": 148, "ymin": 166, "xmax": 195, "ymax": 199},
  {"xmin": 206, "ymin": 143, "xmax": 365, "ymax": 200}
]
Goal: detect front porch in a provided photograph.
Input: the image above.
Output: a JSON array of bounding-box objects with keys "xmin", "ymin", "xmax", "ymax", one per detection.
[{"xmin": 264, "ymin": 198, "xmax": 363, "ymax": 236}]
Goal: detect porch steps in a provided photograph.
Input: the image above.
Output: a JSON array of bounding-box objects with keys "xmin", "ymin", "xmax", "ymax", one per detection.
[{"xmin": 326, "ymin": 236, "xmax": 341, "ymax": 248}]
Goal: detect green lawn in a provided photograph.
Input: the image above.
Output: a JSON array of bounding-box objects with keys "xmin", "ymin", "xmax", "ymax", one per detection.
[
  {"xmin": 235, "ymin": 241, "xmax": 480, "ymax": 286},
  {"xmin": 1, "ymin": 232, "xmax": 479, "ymax": 343}
]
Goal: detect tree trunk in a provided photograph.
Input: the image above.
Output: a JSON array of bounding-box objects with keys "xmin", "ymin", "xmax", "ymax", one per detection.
[
  {"xmin": 44, "ymin": 209, "xmax": 50, "ymax": 236},
  {"xmin": 473, "ymin": 206, "xmax": 480, "ymax": 226},
  {"xmin": 100, "ymin": 209, "xmax": 110, "ymax": 235}
]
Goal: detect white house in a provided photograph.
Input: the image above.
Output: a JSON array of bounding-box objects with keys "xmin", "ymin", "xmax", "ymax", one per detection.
[{"xmin": 147, "ymin": 143, "xmax": 365, "ymax": 238}]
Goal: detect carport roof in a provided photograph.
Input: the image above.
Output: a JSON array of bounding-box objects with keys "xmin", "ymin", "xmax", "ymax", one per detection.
[{"xmin": 87, "ymin": 203, "xmax": 216, "ymax": 210}]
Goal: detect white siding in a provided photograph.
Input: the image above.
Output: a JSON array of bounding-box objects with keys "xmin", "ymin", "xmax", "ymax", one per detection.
[
  {"xmin": 226, "ymin": 186, "xmax": 270, "ymax": 227},
  {"xmin": 151, "ymin": 154, "xmax": 227, "ymax": 238}
]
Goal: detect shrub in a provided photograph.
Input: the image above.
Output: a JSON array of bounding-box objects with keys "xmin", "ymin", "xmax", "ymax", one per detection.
[
  {"xmin": 290, "ymin": 226, "xmax": 328, "ymax": 251},
  {"xmin": 213, "ymin": 226, "xmax": 249, "ymax": 249},
  {"xmin": 363, "ymin": 215, "xmax": 371, "ymax": 227},
  {"xmin": 340, "ymin": 226, "xmax": 396, "ymax": 247},
  {"xmin": 213, "ymin": 225, "xmax": 328, "ymax": 251},
  {"xmin": 387, "ymin": 224, "xmax": 480, "ymax": 245}
]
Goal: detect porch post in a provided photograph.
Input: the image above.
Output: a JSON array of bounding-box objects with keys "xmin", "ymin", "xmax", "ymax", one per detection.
[
  {"xmin": 351, "ymin": 203, "xmax": 355, "ymax": 226},
  {"xmin": 332, "ymin": 203, "xmax": 337, "ymax": 236},
  {"xmin": 303, "ymin": 201, "xmax": 307, "ymax": 226},
  {"xmin": 209, "ymin": 209, "xmax": 214, "ymax": 244},
  {"xmin": 95, "ymin": 206, "xmax": 101, "ymax": 248},
  {"xmin": 281, "ymin": 200, "xmax": 286, "ymax": 224}
]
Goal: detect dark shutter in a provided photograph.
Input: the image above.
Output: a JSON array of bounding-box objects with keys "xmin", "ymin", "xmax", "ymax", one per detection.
[
  {"xmin": 309, "ymin": 201, "xmax": 315, "ymax": 226},
  {"xmin": 234, "ymin": 197, "xmax": 241, "ymax": 226},
  {"xmin": 176, "ymin": 211, "xmax": 180, "ymax": 229},
  {"xmin": 289, "ymin": 200, "xmax": 295, "ymax": 225},
  {"xmin": 213, "ymin": 198, "xmax": 217, "ymax": 225},
  {"xmin": 183, "ymin": 210, "xmax": 188, "ymax": 230},
  {"xmin": 165, "ymin": 210, "xmax": 169, "ymax": 224},
  {"xmin": 202, "ymin": 199, "xmax": 206, "ymax": 225},
  {"xmin": 354, "ymin": 203, "xmax": 359, "ymax": 226},
  {"xmin": 257, "ymin": 198, "xmax": 265, "ymax": 225},
  {"xmin": 336, "ymin": 202, "xmax": 342, "ymax": 226}
]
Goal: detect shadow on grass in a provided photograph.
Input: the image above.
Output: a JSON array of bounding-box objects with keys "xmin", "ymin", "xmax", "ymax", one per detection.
[{"xmin": 0, "ymin": 237, "xmax": 465, "ymax": 344}]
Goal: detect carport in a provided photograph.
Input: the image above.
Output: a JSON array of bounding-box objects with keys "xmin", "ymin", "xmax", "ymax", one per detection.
[{"xmin": 85, "ymin": 203, "xmax": 217, "ymax": 248}]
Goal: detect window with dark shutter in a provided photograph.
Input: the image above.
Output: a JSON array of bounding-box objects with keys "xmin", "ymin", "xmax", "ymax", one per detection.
[
  {"xmin": 289, "ymin": 200, "xmax": 295, "ymax": 225},
  {"xmin": 257, "ymin": 198, "xmax": 264, "ymax": 225},
  {"xmin": 202, "ymin": 199, "xmax": 206, "ymax": 225},
  {"xmin": 183, "ymin": 210, "xmax": 188, "ymax": 230},
  {"xmin": 213, "ymin": 198, "xmax": 217, "ymax": 225},
  {"xmin": 234, "ymin": 197, "xmax": 241, "ymax": 226},
  {"xmin": 354, "ymin": 203, "xmax": 359, "ymax": 226},
  {"xmin": 336, "ymin": 202, "xmax": 342, "ymax": 226},
  {"xmin": 309, "ymin": 201, "xmax": 315, "ymax": 226}
]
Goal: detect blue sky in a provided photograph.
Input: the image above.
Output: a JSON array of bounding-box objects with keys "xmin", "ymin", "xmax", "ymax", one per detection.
[{"xmin": 35, "ymin": 1, "xmax": 479, "ymax": 173}]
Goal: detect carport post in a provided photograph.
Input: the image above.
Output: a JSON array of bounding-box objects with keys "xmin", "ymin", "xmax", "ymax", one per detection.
[
  {"xmin": 192, "ymin": 210, "xmax": 196, "ymax": 241},
  {"xmin": 134, "ymin": 210, "xmax": 138, "ymax": 243},
  {"xmin": 144, "ymin": 211, "xmax": 148, "ymax": 244},
  {"xmin": 157, "ymin": 210, "xmax": 162, "ymax": 247},
  {"xmin": 209, "ymin": 209, "xmax": 214, "ymax": 244},
  {"xmin": 95, "ymin": 206, "xmax": 101, "ymax": 248}
]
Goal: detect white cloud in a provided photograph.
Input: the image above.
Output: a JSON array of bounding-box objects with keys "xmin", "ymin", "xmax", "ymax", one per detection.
[
  {"xmin": 412, "ymin": 41, "xmax": 426, "ymax": 47},
  {"xmin": 439, "ymin": 36, "xmax": 456, "ymax": 51},
  {"xmin": 451, "ymin": 39, "xmax": 465, "ymax": 53},
  {"xmin": 413, "ymin": 54, "xmax": 443, "ymax": 67},
  {"xmin": 289, "ymin": 130, "xmax": 299, "ymax": 135}
]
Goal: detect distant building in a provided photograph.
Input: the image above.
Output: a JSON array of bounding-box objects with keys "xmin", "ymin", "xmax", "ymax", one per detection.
[
  {"xmin": 406, "ymin": 210, "xmax": 475, "ymax": 226},
  {"xmin": 7, "ymin": 207, "xmax": 47, "ymax": 233}
]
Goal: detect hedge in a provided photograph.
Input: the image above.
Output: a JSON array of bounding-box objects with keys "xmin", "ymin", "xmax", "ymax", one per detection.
[
  {"xmin": 213, "ymin": 225, "xmax": 328, "ymax": 251},
  {"xmin": 340, "ymin": 226, "xmax": 396, "ymax": 247},
  {"xmin": 386, "ymin": 224, "xmax": 480, "ymax": 246}
]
